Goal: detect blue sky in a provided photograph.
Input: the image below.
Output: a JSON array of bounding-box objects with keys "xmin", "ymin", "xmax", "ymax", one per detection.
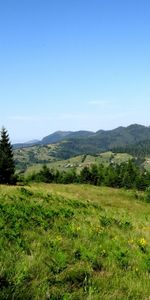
[{"xmin": 0, "ymin": 0, "xmax": 150, "ymax": 142}]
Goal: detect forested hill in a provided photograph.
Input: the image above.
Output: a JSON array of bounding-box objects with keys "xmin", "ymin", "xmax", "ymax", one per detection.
[
  {"xmin": 13, "ymin": 124, "xmax": 150, "ymax": 159},
  {"xmin": 112, "ymin": 140, "xmax": 150, "ymax": 157},
  {"xmin": 54, "ymin": 124, "xmax": 150, "ymax": 159}
]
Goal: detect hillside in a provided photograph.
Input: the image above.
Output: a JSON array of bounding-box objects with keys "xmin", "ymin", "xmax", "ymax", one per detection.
[
  {"xmin": 24, "ymin": 152, "xmax": 133, "ymax": 175},
  {"xmin": 41, "ymin": 130, "xmax": 94, "ymax": 145},
  {"xmin": 41, "ymin": 131, "xmax": 72, "ymax": 144},
  {"xmin": 13, "ymin": 124, "xmax": 150, "ymax": 160},
  {"xmin": 113, "ymin": 139, "xmax": 150, "ymax": 157},
  {"xmin": 14, "ymin": 144, "xmax": 59, "ymax": 171},
  {"xmin": 55, "ymin": 124, "xmax": 150, "ymax": 159},
  {"xmin": 1, "ymin": 183, "xmax": 150, "ymax": 299},
  {"xmin": 13, "ymin": 124, "xmax": 150, "ymax": 173}
]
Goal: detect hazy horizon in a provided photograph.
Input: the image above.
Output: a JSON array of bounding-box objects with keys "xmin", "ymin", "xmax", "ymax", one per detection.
[
  {"xmin": 1, "ymin": 0, "xmax": 150, "ymax": 142},
  {"xmin": 11, "ymin": 122, "xmax": 150, "ymax": 144}
]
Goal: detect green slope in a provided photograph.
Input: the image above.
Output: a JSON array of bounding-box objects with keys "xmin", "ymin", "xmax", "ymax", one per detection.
[
  {"xmin": 14, "ymin": 144, "xmax": 59, "ymax": 171},
  {"xmin": 24, "ymin": 152, "xmax": 133, "ymax": 175},
  {"xmin": 1, "ymin": 184, "xmax": 150, "ymax": 299},
  {"xmin": 13, "ymin": 124, "xmax": 150, "ymax": 172},
  {"xmin": 47, "ymin": 124, "xmax": 150, "ymax": 159},
  {"xmin": 14, "ymin": 124, "xmax": 150, "ymax": 161}
]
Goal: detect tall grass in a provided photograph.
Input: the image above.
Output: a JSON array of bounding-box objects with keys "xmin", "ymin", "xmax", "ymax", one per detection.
[{"xmin": 1, "ymin": 184, "xmax": 150, "ymax": 299}]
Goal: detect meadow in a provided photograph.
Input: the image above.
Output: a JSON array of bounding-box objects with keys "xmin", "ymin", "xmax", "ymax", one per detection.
[
  {"xmin": 1, "ymin": 183, "xmax": 150, "ymax": 299},
  {"xmin": 15, "ymin": 150, "xmax": 132, "ymax": 175}
]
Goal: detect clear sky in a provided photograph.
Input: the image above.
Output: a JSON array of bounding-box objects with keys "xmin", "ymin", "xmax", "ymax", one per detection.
[{"xmin": 0, "ymin": 0, "xmax": 150, "ymax": 142}]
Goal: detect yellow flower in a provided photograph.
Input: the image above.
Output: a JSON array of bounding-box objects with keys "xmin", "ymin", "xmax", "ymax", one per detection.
[
  {"xmin": 139, "ymin": 238, "xmax": 147, "ymax": 247},
  {"xmin": 56, "ymin": 235, "xmax": 62, "ymax": 241},
  {"xmin": 76, "ymin": 226, "xmax": 80, "ymax": 231}
]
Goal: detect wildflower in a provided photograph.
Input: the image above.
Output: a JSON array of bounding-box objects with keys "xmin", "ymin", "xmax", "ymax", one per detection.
[
  {"xmin": 139, "ymin": 238, "xmax": 147, "ymax": 247},
  {"xmin": 56, "ymin": 235, "xmax": 62, "ymax": 241},
  {"xmin": 138, "ymin": 237, "xmax": 147, "ymax": 252},
  {"xmin": 76, "ymin": 226, "xmax": 80, "ymax": 231}
]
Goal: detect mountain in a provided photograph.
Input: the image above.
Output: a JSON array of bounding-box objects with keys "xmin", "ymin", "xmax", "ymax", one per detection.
[
  {"xmin": 13, "ymin": 124, "xmax": 150, "ymax": 160},
  {"xmin": 41, "ymin": 130, "xmax": 94, "ymax": 144},
  {"xmin": 41, "ymin": 131, "xmax": 72, "ymax": 144},
  {"xmin": 27, "ymin": 139, "xmax": 40, "ymax": 144},
  {"xmin": 113, "ymin": 139, "xmax": 150, "ymax": 157},
  {"xmin": 13, "ymin": 130, "xmax": 94, "ymax": 149},
  {"xmin": 66, "ymin": 130, "xmax": 94, "ymax": 139},
  {"xmin": 52, "ymin": 124, "xmax": 150, "ymax": 159},
  {"xmin": 13, "ymin": 140, "xmax": 40, "ymax": 149},
  {"xmin": 92, "ymin": 124, "xmax": 150, "ymax": 148}
]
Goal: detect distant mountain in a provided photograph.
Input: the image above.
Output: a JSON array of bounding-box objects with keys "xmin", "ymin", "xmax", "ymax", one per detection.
[
  {"xmin": 41, "ymin": 131, "xmax": 72, "ymax": 144},
  {"xmin": 92, "ymin": 124, "xmax": 150, "ymax": 148},
  {"xmin": 13, "ymin": 130, "xmax": 94, "ymax": 149},
  {"xmin": 51, "ymin": 124, "xmax": 150, "ymax": 159},
  {"xmin": 66, "ymin": 130, "xmax": 94, "ymax": 139},
  {"xmin": 13, "ymin": 124, "xmax": 150, "ymax": 159},
  {"xmin": 41, "ymin": 130, "xmax": 95, "ymax": 144},
  {"xmin": 13, "ymin": 140, "xmax": 40, "ymax": 149},
  {"xmin": 27, "ymin": 139, "xmax": 40, "ymax": 144}
]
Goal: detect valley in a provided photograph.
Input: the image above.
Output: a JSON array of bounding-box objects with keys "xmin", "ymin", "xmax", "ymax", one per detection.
[{"xmin": 13, "ymin": 123, "xmax": 150, "ymax": 175}]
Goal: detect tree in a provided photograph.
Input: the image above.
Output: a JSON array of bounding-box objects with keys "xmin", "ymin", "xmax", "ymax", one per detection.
[
  {"xmin": 0, "ymin": 127, "xmax": 15, "ymax": 184},
  {"xmin": 90, "ymin": 164, "xmax": 99, "ymax": 185},
  {"xmin": 80, "ymin": 166, "xmax": 91, "ymax": 183},
  {"xmin": 38, "ymin": 165, "xmax": 54, "ymax": 183}
]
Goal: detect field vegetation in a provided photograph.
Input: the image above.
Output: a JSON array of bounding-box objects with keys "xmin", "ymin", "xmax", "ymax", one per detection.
[
  {"xmin": 20, "ymin": 159, "xmax": 150, "ymax": 193},
  {"xmin": 1, "ymin": 183, "xmax": 150, "ymax": 299},
  {"xmin": 1, "ymin": 127, "xmax": 150, "ymax": 299},
  {"xmin": 14, "ymin": 148, "xmax": 134, "ymax": 173},
  {"xmin": 14, "ymin": 145, "xmax": 150, "ymax": 176}
]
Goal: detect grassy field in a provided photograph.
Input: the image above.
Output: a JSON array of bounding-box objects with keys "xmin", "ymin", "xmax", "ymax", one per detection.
[
  {"xmin": 1, "ymin": 183, "xmax": 150, "ymax": 299},
  {"xmin": 23, "ymin": 151, "xmax": 133, "ymax": 175}
]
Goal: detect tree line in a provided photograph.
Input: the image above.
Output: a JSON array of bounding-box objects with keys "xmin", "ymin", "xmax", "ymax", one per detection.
[
  {"xmin": 24, "ymin": 160, "xmax": 150, "ymax": 191},
  {"xmin": 0, "ymin": 127, "xmax": 150, "ymax": 192}
]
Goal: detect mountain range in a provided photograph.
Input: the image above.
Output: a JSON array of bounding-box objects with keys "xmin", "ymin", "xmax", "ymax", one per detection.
[{"xmin": 13, "ymin": 124, "xmax": 150, "ymax": 160}]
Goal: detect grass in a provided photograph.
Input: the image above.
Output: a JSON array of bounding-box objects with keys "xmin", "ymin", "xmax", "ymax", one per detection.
[
  {"xmin": 22, "ymin": 151, "xmax": 133, "ymax": 176},
  {"xmin": 1, "ymin": 183, "xmax": 150, "ymax": 299},
  {"xmin": 14, "ymin": 143, "xmax": 150, "ymax": 175}
]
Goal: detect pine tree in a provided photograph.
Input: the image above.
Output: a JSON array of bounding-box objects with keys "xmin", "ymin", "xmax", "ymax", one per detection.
[{"xmin": 0, "ymin": 127, "xmax": 15, "ymax": 184}]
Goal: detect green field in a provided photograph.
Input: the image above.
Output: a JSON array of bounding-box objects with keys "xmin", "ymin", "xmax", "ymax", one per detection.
[
  {"xmin": 20, "ymin": 151, "xmax": 133, "ymax": 176},
  {"xmin": 1, "ymin": 183, "xmax": 150, "ymax": 299},
  {"xmin": 14, "ymin": 143, "xmax": 150, "ymax": 176}
]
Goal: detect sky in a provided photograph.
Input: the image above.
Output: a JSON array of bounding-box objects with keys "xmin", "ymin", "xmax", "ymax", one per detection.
[{"xmin": 0, "ymin": 0, "xmax": 150, "ymax": 142}]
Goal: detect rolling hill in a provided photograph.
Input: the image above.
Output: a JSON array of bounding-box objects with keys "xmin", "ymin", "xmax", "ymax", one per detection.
[{"xmin": 13, "ymin": 124, "xmax": 150, "ymax": 171}]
